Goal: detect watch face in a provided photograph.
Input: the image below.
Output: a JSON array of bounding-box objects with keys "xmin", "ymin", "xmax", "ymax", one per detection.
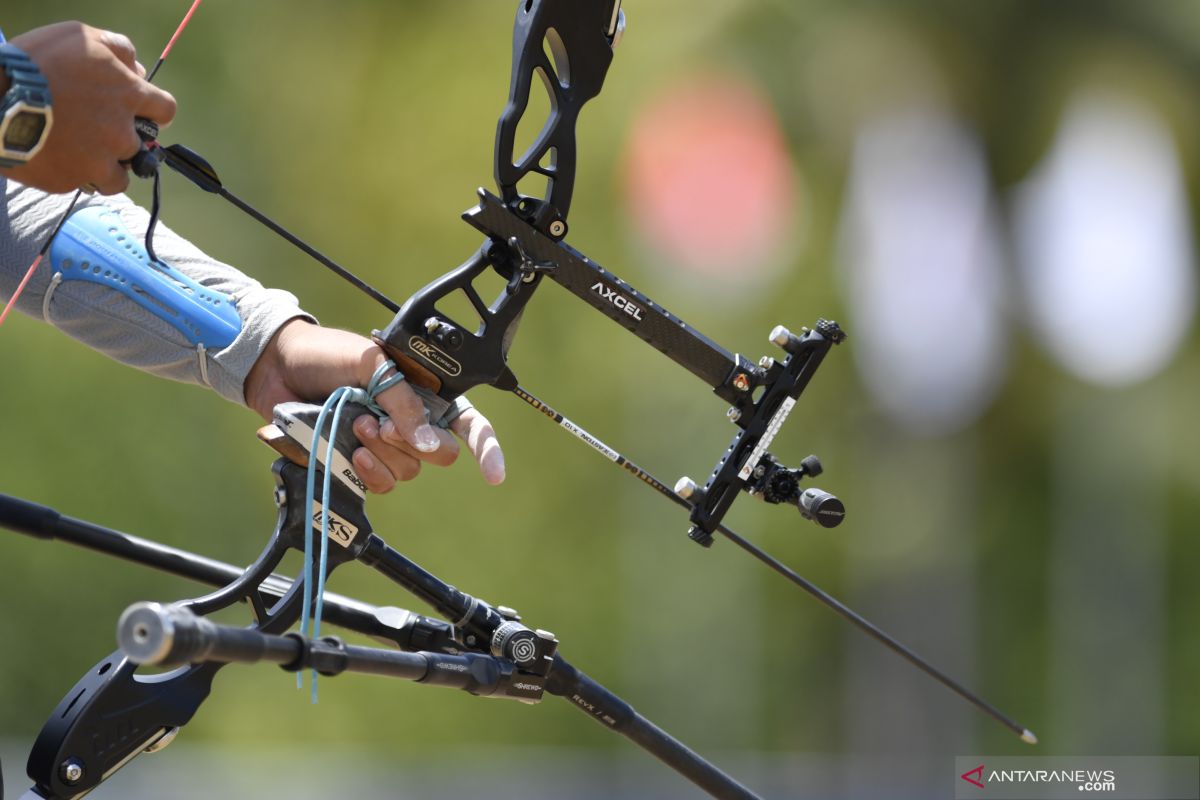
[{"xmin": 4, "ymin": 110, "xmax": 47, "ymax": 153}]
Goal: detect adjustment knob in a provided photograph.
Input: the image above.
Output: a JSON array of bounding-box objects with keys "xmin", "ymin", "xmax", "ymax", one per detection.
[
  {"xmin": 799, "ymin": 488, "xmax": 846, "ymax": 528},
  {"xmin": 799, "ymin": 455, "xmax": 823, "ymax": 478},
  {"xmin": 815, "ymin": 318, "xmax": 847, "ymax": 344},
  {"xmin": 762, "ymin": 470, "xmax": 800, "ymax": 504},
  {"xmin": 491, "ymin": 621, "xmax": 539, "ymax": 665},
  {"xmin": 674, "ymin": 477, "xmax": 699, "ymax": 500}
]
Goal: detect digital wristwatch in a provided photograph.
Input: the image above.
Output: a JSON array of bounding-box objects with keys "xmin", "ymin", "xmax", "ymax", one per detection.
[{"xmin": 0, "ymin": 42, "xmax": 53, "ymax": 168}]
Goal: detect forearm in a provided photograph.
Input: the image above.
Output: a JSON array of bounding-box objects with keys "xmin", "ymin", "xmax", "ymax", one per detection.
[{"xmin": 1, "ymin": 179, "xmax": 313, "ymax": 404}]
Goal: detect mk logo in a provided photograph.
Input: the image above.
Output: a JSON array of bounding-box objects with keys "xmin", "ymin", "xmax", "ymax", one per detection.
[{"xmin": 408, "ymin": 336, "xmax": 462, "ymax": 376}]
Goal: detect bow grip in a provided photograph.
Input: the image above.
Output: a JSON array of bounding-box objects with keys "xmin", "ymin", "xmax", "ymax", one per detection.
[{"xmin": 258, "ymin": 401, "xmax": 371, "ymax": 498}]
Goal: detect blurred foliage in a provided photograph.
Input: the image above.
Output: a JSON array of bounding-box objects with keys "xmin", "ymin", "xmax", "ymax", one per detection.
[{"xmin": 1, "ymin": 0, "xmax": 1197, "ymax": 791}]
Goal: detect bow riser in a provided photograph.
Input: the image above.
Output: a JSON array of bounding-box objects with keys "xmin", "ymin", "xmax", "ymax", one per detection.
[{"xmin": 377, "ymin": 0, "xmax": 624, "ymax": 412}]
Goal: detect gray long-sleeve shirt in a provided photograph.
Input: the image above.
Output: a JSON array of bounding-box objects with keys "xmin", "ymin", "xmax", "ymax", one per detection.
[{"xmin": 1, "ymin": 179, "xmax": 313, "ymax": 405}]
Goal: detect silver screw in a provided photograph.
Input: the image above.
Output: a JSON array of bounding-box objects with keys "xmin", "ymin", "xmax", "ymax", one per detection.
[
  {"xmin": 60, "ymin": 759, "xmax": 84, "ymax": 785},
  {"xmin": 758, "ymin": 355, "xmax": 775, "ymax": 369},
  {"xmin": 424, "ymin": 316, "xmax": 441, "ymax": 333},
  {"xmin": 726, "ymin": 407, "xmax": 741, "ymax": 423},
  {"xmin": 497, "ymin": 606, "xmax": 521, "ymax": 621},
  {"xmin": 674, "ymin": 477, "xmax": 698, "ymax": 499},
  {"xmin": 535, "ymin": 628, "xmax": 557, "ymax": 642},
  {"xmin": 769, "ymin": 325, "xmax": 791, "ymax": 347},
  {"xmin": 548, "ymin": 220, "xmax": 566, "ymax": 237}
]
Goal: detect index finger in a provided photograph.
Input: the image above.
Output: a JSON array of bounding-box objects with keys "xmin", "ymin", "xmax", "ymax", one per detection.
[
  {"xmin": 451, "ymin": 407, "xmax": 505, "ymax": 485},
  {"xmin": 134, "ymin": 84, "xmax": 178, "ymax": 126}
]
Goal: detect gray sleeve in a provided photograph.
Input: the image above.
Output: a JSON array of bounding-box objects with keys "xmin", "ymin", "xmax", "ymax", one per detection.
[{"xmin": 0, "ymin": 178, "xmax": 315, "ymax": 405}]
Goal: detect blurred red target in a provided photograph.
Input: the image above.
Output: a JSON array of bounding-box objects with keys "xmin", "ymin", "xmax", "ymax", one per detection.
[{"xmin": 622, "ymin": 72, "xmax": 798, "ymax": 282}]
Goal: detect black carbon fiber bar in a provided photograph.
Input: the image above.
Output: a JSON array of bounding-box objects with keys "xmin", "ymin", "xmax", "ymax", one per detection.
[{"xmin": 464, "ymin": 190, "xmax": 752, "ymax": 401}]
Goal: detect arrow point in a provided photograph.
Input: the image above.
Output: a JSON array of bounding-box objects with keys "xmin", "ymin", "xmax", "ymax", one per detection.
[{"xmin": 1021, "ymin": 729, "xmax": 1038, "ymax": 745}]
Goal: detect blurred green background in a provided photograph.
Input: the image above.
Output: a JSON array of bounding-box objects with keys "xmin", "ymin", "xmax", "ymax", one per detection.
[{"xmin": 1, "ymin": 1, "xmax": 1197, "ymax": 797}]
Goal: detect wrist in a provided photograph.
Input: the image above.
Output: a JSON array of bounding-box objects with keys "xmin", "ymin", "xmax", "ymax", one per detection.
[{"xmin": 244, "ymin": 318, "xmax": 315, "ymax": 419}]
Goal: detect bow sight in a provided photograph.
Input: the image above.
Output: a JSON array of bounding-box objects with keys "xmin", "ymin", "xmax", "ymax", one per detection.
[{"xmin": 0, "ymin": 1, "xmax": 1036, "ymax": 798}]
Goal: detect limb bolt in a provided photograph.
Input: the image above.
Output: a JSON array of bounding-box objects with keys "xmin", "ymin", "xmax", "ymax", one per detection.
[{"xmin": 60, "ymin": 759, "xmax": 84, "ymax": 785}]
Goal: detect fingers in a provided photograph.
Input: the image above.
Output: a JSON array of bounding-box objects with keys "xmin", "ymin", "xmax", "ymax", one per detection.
[
  {"xmin": 98, "ymin": 30, "xmax": 139, "ymax": 71},
  {"xmin": 91, "ymin": 159, "xmax": 132, "ymax": 195},
  {"xmin": 90, "ymin": 119, "xmax": 141, "ymax": 194},
  {"xmin": 91, "ymin": 28, "xmax": 174, "ymax": 194},
  {"xmin": 371, "ymin": 377, "xmax": 447, "ymax": 456},
  {"xmin": 134, "ymin": 84, "xmax": 178, "ymax": 126},
  {"xmin": 352, "ymin": 414, "xmax": 422, "ymax": 494},
  {"xmin": 347, "ymin": 400, "xmax": 504, "ymax": 492},
  {"xmin": 378, "ymin": 417, "xmax": 458, "ymax": 466},
  {"xmin": 362, "ymin": 356, "xmax": 503, "ymax": 486},
  {"xmin": 98, "ymin": 27, "xmax": 178, "ymax": 126},
  {"xmin": 352, "ymin": 413, "xmax": 458, "ymax": 493},
  {"xmin": 355, "ymin": 413, "xmax": 456, "ymax": 469},
  {"xmin": 452, "ymin": 407, "xmax": 506, "ymax": 485}
]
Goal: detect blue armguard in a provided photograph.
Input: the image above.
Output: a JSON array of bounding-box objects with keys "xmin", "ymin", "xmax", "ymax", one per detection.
[{"xmin": 49, "ymin": 206, "xmax": 241, "ymax": 348}]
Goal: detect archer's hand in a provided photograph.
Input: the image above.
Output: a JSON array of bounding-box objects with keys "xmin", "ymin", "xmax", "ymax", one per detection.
[
  {"xmin": 244, "ymin": 319, "xmax": 505, "ymax": 493},
  {"xmin": 3, "ymin": 22, "xmax": 177, "ymax": 194}
]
